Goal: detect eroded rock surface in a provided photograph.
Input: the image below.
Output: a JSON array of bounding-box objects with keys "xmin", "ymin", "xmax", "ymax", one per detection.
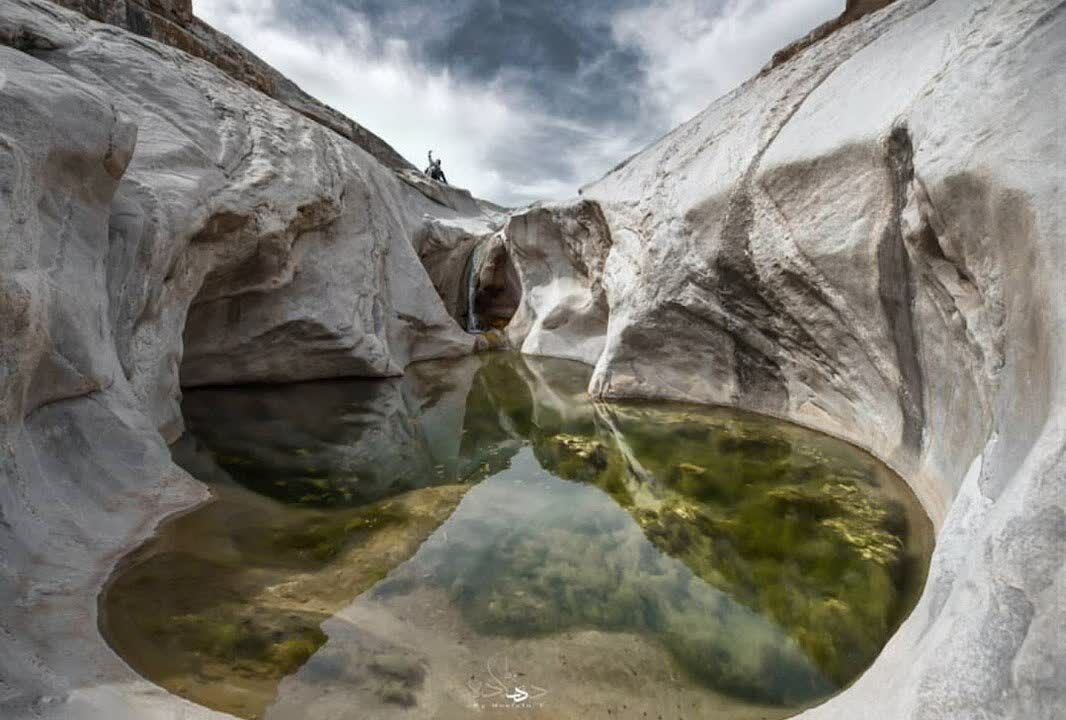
[
  {"xmin": 0, "ymin": 1, "xmax": 487, "ymax": 718},
  {"xmin": 1, "ymin": 0, "xmax": 1063, "ymax": 718},
  {"xmin": 512, "ymin": 0, "xmax": 1062, "ymax": 717},
  {"xmin": 2, "ymin": 0, "xmax": 484, "ymax": 431},
  {"xmin": 411, "ymin": 217, "xmax": 496, "ymax": 326},
  {"xmin": 504, "ymin": 200, "xmax": 612, "ymax": 365},
  {"xmin": 48, "ymin": 0, "xmax": 417, "ymax": 172}
]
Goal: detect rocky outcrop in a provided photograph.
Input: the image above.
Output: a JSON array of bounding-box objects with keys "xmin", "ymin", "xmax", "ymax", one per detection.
[
  {"xmin": 509, "ymin": 0, "xmax": 1060, "ymax": 717},
  {"xmin": 411, "ymin": 217, "xmax": 494, "ymax": 324},
  {"xmin": 504, "ymin": 200, "xmax": 613, "ymax": 365},
  {"xmin": 1, "ymin": 0, "xmax": 1063, "ymax": 718},
  {"xmin": 766, "ymin": 0, "xmax": 899, "ymax": 71},
  {"xmin": 413, "ymin": 218, "xmax": 519, "ymax": 336},
  {"xmin": 3, "ymin": 0, "xmax": 484, "ymax": 431},
  {"xmin": 48, "ymin": 0, "xmax": 417, "ymax": 172},
  {"xmin": 0, "ymin": 1, "xmax": 487, "ymax": 717}
]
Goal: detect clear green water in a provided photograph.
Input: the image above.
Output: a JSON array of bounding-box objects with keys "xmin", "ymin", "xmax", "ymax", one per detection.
[{"xmin": 101, "ymin": 352, "xmax": 933, "ymax": 720}]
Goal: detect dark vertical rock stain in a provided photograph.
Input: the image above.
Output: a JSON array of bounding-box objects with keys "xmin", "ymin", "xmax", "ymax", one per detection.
[
  {"xmin": 704, "ymin": 47, "xmax": 877, "ymax": 413},
  {"xmin": 124, "ymin": 5, "xmax": 152, "ymax": 37},
  {"xmin": 714, "ymin": 191, "xmax": 789, "ymax": 411},
  {"xmin": 879, "ymin": 125, "xmax": 925, "ymax": 452}
]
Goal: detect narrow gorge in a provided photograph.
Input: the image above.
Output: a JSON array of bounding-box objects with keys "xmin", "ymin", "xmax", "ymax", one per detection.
[{"xmin": 1, "ymin": 1, "xmax": 1063, "ymax": 719}]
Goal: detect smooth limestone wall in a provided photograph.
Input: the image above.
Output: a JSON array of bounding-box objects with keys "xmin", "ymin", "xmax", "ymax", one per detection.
[
  {"xmin": 0, "ymin": 1, "xmax": 494, "ymax": 717},
  {"xmin": 506, "ymin": 1, "xmax": 1065, "ymax": 718},
  {"xmin": 0, "ymin": 0, "xmax": 1062, "ymax": 719}
]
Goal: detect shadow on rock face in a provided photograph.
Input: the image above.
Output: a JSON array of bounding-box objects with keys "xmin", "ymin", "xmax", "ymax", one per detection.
[{"xmin": 468, "ymin": 236, "xmax": 522, "ymax": 332}]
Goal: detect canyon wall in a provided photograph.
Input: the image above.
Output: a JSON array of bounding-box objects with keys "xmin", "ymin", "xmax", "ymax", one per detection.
[
  {"xmin": 47, "ymin": 0, "xmax": 417, "ymax": 172},
  {"xmin": 0, "ymin": 0, "xmax": 1063, "ymax": 719},
  {"xmin": 510, "ymin": 0, "xmax": 1065, "ymax": 717},
  {"xmin": 0, "ymin": 1, "xmax": 493, "ymax": 717}
]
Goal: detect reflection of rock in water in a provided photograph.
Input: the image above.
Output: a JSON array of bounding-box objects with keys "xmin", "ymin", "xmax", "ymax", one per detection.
[
  {"xmin": 102, "ymin": 352, "xmax": 932, "ymax": 719},
  {"xmin": 179, "ymin": 355, "xmax": 489, "ymax": 507},
  {"xmin": 102, "ymin": 477, "xmax": 469, "ymax": 719},
  {"xmin": 535, "ymin": 404, "xmax": 930, "ymax": 691},
  {"xmin": 377, "ymin": 457, "xmax": 835, "ymax": 706}
]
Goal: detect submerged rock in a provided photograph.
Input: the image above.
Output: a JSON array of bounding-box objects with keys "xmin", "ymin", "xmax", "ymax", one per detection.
[{"xmin": 101, "ymin": 479, "xmax": 469, "ymax": 719}]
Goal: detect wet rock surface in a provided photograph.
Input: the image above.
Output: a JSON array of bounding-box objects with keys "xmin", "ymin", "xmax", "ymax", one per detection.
[{"xmin": 102, "ymin": 479, "xmax": 468, "ymax": 719}]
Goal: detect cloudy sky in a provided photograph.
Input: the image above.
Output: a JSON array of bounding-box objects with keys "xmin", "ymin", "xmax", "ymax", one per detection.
[{"xmin": 197, "ymin": 0, "xmax": 843, "ymax": 207}]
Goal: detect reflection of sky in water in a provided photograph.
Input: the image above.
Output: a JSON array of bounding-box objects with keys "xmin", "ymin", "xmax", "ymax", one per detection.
[
  {"xmin": 351, "ymin": 449, "xmax": 833, "ymax": 700},
  {"xmin": 105, "ymin": 353, "xmax": 932, "ymax": 720}
]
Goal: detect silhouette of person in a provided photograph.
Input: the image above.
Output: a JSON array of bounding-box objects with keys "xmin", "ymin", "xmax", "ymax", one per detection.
[{"xmin": 425, "ymin": 150, "xmax": 448, "ymax": 184}]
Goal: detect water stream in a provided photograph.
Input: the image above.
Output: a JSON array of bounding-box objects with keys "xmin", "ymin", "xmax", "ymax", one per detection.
[
  {"xmin": 100, "ymin": 352, "xmax": 933, "ymax": 720},
  {"xmin": 465, "ymin": 240, "xmax": 489, "ymax": 332}
]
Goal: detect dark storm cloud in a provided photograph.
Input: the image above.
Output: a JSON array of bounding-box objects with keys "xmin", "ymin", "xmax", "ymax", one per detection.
[
  {"xmin": 258, "ymin": 0, "xmax": 680, "ymax": 204},
  {"xmin": 199, "ymin": 0, "xmax": 843, "ymax": 206},
  {"xmin": 276, "ymin": 0, "xmax": 656, "ymax": 128},
  {"xmin": 421, "ymin": 1, "xmax": 647, "ymax": 114}
]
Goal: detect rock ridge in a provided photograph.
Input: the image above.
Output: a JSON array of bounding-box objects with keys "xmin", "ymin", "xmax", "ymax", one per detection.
[{"xmin": 48, "ymin": 0, "xmax": 417, "ymax": 173}]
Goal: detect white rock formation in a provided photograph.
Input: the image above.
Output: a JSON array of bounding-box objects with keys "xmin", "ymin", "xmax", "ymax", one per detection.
[
  {"xmin": 504, "ymin": 201, "xmax": 613, "ymax": 365},
  {"xmin": 1, "ymin": 0, "xmax": 487, "ymax": 434},
  {"xmin": 1, "ymin": 0, "xmax": 1063, "ymax": 718},
  {"xmin": 510, "ymin": 0, "xmax": 1065, "ymax": 717},
  {"xmin": 0, "ymin": 1, "xmax": 488, "ymax": 718}
]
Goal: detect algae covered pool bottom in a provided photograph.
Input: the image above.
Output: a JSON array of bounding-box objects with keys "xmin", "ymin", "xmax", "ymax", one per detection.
[{"xmin": 101, "ymin": 352, "xmax": 933, "ymax": 720}]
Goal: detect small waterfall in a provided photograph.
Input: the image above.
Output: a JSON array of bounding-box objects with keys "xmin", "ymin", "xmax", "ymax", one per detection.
[{"xmin": 465, "ymin": 239, "xmax": 489, "ymax": 333}]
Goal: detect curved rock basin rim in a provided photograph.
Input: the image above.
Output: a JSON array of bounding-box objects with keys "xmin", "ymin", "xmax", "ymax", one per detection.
[{"xmin": 100, "ymin": 352, "xmax": 934, "ymax": 720}]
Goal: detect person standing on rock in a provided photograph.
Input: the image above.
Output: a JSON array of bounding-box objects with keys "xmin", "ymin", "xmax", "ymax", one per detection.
[{"xmin": 425, "ymin": 150, "xmax": 448, "ymax": 184}]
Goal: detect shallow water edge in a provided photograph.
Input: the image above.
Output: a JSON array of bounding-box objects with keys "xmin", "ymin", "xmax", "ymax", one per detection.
[{"xmin": 99, "ymin": 352, "xmax": 934, "ymax": 720}]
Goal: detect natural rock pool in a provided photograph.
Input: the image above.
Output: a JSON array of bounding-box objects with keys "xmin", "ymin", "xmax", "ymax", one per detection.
[{"xmin": 100, "ymin": 352, "xmax": 933, "ymax": 720}]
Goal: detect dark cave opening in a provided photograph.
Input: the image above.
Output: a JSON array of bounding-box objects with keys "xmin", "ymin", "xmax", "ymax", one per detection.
[{"xmin": 465, "ymin": 238, "xmax": 521, "ymax": 333}]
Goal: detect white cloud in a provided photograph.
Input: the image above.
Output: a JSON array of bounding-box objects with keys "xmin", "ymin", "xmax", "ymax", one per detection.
[
  {"xmin": 195, "ymin": 0, "xmax": 843, "ymax": 206},
  {"xmin": 198, "ymin": 0, "xmax": 538, "ymax": 204},
  {"xmin": 612, "ymin": 0, "xmax": 843, "ymax": 127}
]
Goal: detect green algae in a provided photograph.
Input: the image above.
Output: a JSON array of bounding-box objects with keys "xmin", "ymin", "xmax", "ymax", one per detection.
[
  {"xmin": 101, "ymin": 482, "xmax": 470, "ymax": 719},
  {"xmin": 531, "ymin": 406, "xmax": 928, "ymax": 690},
  {"xmin": 103, "ymin": 548, "xmax": 333, "ymax": 719},
  {"xmin": 164, "ymin": 605, "xmax": 328, "ymax": 675},
  {"xmin": 271, "ymin": 502, "xmax": 410, "ymax": 564},
  {"xmin": 102, "ymin": 352, "xmax": 933, "ymax": 719}
]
